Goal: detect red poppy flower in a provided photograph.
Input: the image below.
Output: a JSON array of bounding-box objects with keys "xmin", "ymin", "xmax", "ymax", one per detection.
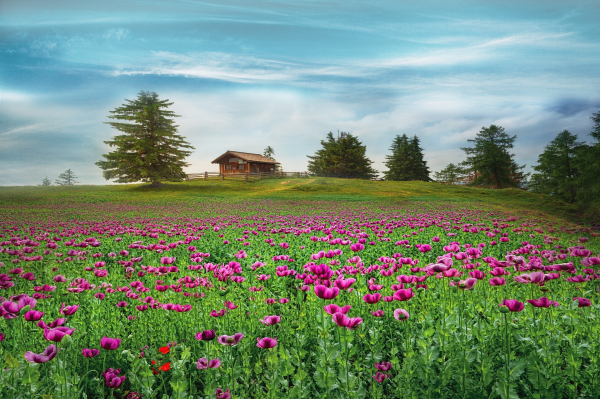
[
  {"xmin": 160, "ymin": 362, "xmax": 171, "ymax": 371},
  {"xmin": 159, "ymin": 346, "xmax": 170, "ymax": 354},
  {"xmin": 151, "ymin": 360, "xmax": 156, "ymax": 365},
  {"xmin": 152, "ymin": 368, "xmax": 159, "ymax": 375}
]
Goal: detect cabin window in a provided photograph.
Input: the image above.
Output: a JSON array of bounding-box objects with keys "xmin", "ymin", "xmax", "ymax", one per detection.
[
  {"xmin": 225, "ymin": 164, "xmax": 231, "ymax": 170},
  {"xmin": 232, "ymin": 165, "xmax": 236, "ymax": 170}
]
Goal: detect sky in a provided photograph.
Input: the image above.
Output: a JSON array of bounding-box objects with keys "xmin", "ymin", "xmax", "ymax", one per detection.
[{"xmin": 1, "ymin": 0, "xmax": 599, "ymax": 186}]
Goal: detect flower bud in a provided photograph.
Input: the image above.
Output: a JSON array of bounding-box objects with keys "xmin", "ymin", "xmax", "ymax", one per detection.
[
  {"xmin": 499, "ymin": 306, "xmax": 509, "ymax": 314},
  {"xmin": 173, "ymin": 345, "xmax": 184, "ymax": 353},
  {"xmin": 61, "ymin": 334, "xmax": 73, "ymax": 348},
  {"xmin": 19, "ymin": 305, "xmax": 31, "ymax": 316}
]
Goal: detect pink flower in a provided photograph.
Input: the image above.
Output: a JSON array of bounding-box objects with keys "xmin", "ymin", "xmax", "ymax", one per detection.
[
  {"xmin": 256, "ymin": 337, "xmax": 278, "ymax": 349},
  {"xmin": 372, "ymin": 310, "xmax": 384, "ymax": 317},
  {"xmin": 375, "ymin": 362, "xmax": 392, "ymax": 371},
  {"xmin": 215, "ymin": 388, "xmax": 231, "ymax": 399},
  {"xmin": 574, "ymin": 297, "xmax": 591, "ymax": 307},
  {"xmin": 527, "ymin": 297, "xmax": 559, "ymax": 308},
  {"xmin": 324, "ymin": 304, "xmax": 351, "ymax": 315},
  {"xmin": 489, "ymin": 277, "xmax": 506, "ymax": 286},
  {"xmin": 334, "ymin": 278, "xmax": 356, "ymax": 290},
  {"xmin": 217, "ymin": 333, "xmax": 244, "ymax": 346},
  {"xmin": 363, "ymin": 293, "xmax": 382, "ymax": 304},
  {"xmin": 210, "ymin": 309, "xmax": 227, "ymax": 317},
  {"xmin": 499, "ymin": 299, "xmax": 524, "ymax": 312},
  {"xmin": 314, "ymin": 285, "xmax": 339, "ymax": 300},
  {"xmin": 393, "ymin": 308, "xmax": 409, "ymax": 321},
  {"xmin": 373, "ymin": 371, "xmax": 390, "ymax": 382},
  {"xmin": 418, "ymin": 244, "xmax": 432, "ymax": 253},
  {"xmin": 24, "ymin": 344, "xmax": 58, "ymax": 363},
  {"xmin": 197, "ymin": 357, "xmax": 221, "ymax": 369},
  {"xmin": 392, "ymin": 289, "xmax": 414, "ymax": 302},
  {"xmin": 260, "ymin": 315, "xmax": 281, "ymax": 325}
]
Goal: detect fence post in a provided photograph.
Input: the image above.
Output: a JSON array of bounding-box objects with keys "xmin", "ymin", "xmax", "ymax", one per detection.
[
  {"xmin": 205, "ymin": 171, "xmax": 208, "ymax": 180},
  {"xmin": 222, "ymin": 173, "xmax": 224, "ymax": 180},
  {"xmin": 245, "ymin": 173, "xmax": 248, "ymax": 182}
]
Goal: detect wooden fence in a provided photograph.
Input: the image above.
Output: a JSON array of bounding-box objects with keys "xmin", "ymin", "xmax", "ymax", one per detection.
[{"xmin": 186, "ymin": 171, "xmax": 310, "ymax": 181}]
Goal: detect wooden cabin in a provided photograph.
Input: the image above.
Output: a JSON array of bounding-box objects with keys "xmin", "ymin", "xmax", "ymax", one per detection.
[{"xmin": 211, "ymin": 151, "xmax": 280, "ymax": 174}]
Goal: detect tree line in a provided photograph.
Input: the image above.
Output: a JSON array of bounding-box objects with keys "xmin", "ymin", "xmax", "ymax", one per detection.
[{"xmin": 73, "ymin": 91, "xmax": 598, "ymax": 215}]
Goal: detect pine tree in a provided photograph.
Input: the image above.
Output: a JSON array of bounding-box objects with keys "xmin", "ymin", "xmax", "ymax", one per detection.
[
  {"xmin": 307, "ymin": 132, "xmax": 377, "ymax": 179},
  {"xmin": 406, "ymin": 135, "xmax": 431, "ymax": 181},
  {"xmin": 96, "ymin": 91, "xmax": 195, "ymax": 187},
  {"xmin": 384, "ymin": 134, "xmax": 430, "ymax": 181},
  {"xmin": 461, "ymin": 125, "xmax": 527, "ymax": 189},
  {"xmin": 55, "ymin": 169, "xmax": 79, "ymax": 186},
  {"xmin": 40, "ymin": 176, "xmax": 52, "ymax": 186},
  {"xmin": 531, "ymin": 130, "xmax": 583, "ymax": 202},
  {"xmin": 576, "ymin": 111, "xmax": 600, "ymax": 207},
  {"xmin": 433, "ymin": 163, "xmax": 468, "ymax": 185},
  {"xmin": 383, "ymin": 134, "xmax": 410, "ymax": 181},
  {"xmin": 262, "ymin": 146, "xmax": 281, "ymax": 171}
]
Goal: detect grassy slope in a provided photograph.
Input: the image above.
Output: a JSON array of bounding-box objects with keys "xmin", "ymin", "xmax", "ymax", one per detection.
[{"xmin": 0, "ymin": 177, "xmax": 587, "ymax": 227}]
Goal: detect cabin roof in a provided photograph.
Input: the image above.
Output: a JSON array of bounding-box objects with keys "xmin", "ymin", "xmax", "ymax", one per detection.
[{"xmin": 211, "ymin": 150, "xmax": 280, "ymax": 164}]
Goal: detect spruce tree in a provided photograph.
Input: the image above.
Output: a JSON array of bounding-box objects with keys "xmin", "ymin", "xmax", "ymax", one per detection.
[
  {"xmin": 40, "ymin": 176, "xmax": 52, "ymax": 186},
  {"xmin": 384, "ymin": 134, "xmax": 430, "ymax": 181},
  {"xmin": 576, "ymin": 111, "xmax": 600, "ymax": 207},
  {"xmin": 406, "ymin": 135, "xmax": 431, "ymax": 181},
  {"xmin": 96, "ymin": 91, "xmax": 195, "ymax": 187},
  {"xmin": 434, "ymin": 163, "xmax": 468, "ymax": 185},
  {"xmin": 262, "ymin": 146, "xmax": 281, "ymax": 171},
  {"xmin": 383, "ymin": 134, "xmax": 410, "ymax": 181},
  {"xmin": 531, "ymin": 130, "xmax": 583, "ymax": 202},
  {"xmin": 307, "ymin": 132, "xmax": 377, "ymax": 179},
  {"xmin": 55, "ymin": 169, "xmax": 79, "ymax": 186},
  {"xmin": 461, "ymin": 125, "xmax": 527, "ymax": 189}
]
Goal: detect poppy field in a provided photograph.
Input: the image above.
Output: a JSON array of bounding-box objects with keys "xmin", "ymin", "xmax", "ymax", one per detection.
[{"xmin": 0, "ymin": 197, "xmax": 599, "ymax": 399}]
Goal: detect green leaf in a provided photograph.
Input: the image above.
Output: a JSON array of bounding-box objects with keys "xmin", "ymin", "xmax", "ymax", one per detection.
[{"xmin": 5, "ymin": 354, "xmax": 19, "ymax": 369}]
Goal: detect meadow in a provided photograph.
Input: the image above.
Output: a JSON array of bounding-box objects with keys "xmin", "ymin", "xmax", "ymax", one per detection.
[{"xmin": 0, "ymin": 178, "xmax": 599, "ymax": 399}]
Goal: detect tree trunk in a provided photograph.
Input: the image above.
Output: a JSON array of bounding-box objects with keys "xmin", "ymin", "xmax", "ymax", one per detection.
[{"xmin": 150, "ymin": 181, "xmax": 162, "ymax": 187}]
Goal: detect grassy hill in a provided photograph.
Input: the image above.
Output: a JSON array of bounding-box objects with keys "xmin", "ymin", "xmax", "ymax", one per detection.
[{"xmin": 0, "ymin": 177, "xmax": 590, "ymax": 227}]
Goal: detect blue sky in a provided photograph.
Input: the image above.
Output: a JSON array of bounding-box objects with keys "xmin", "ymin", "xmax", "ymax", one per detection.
[{"xmin": 1, "ymin": 0, "xmax": 599, "ymax": 185}]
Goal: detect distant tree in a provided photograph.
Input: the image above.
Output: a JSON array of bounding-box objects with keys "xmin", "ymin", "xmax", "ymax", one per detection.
[
  {"xmin": 55, "ymin": 169, "xmax": 79, "ymax": 186},
  {"xmin": 576, "ymin": 111, "xmax": 600, "ymax": 206},
  {"xmin": 262, "ymin": 146, "xmax": 281, "ymax": 171},
  {"xmin": 383, "ymin": 134, "xmax": 430, "ymax": 181},
  {"xmin": 530, "ymin": 130, "xmax": 584, "ymax": 202},
  {"xmin": 461, "ymin": 125, "xmax": 528, "ymax": 189},
  {"xmin": 95, "ymin": 91, "xmax": 195, "ymax": 187},
  {"xmin": 40, "ymin": 176, "xmax": 52, "ymax": 186},
  {"xmin": 307, "ymin": 131, "xmax": 377, "ymax": 179},
  {"xmin": 433, "ymin": 163, "xmax": 468, "ymax": 185}
]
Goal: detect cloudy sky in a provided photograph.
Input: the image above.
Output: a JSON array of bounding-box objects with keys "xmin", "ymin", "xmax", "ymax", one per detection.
[{"xmin": 1, "ymin": 0, "xmax": 599, "ymax": 185}]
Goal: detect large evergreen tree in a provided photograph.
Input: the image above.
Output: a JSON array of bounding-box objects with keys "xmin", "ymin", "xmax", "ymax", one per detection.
[
  {"xmin": 576, "ymin": 111, "xmax": 600, "ymax": 207},
  {"xmin": 383, "ymin": 134, "xmax": 430, "ymax": 181},
  {"xmin": 406, "ymin": 135, "xmax": 431, "ymax": 181},
  {"xmin": 530, "ymin": 130, "xmax": 583, "ymax": 202},
  {"xmin": 307, "ymin": 132, "xmax": 377, "ymax": 179},
  {"xmin": 461, "ymin": 125, "xmax": 527, "ymax": 189},
  {"xmin": 96, "ymin": 91, "xmax": 194, "ymax": 187},
  {"xmin": 383, "ymin": 134, "xmax": 410, "ymax": 181}
]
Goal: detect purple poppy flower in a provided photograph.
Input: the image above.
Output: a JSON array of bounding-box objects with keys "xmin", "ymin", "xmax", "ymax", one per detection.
[
  {"xmin": 197, "ymin": 357, "xmax": 221, "ymax": 369},
  {"xmin": 24, "ymin": 344, "xmax": 58, "ymax": 363},
  {"xmin": 100, "ymin": 336, "xmax": 121, "ymax": 350},
  {"xmin": 195, "ymin": 330, "xmax": 216, "ymax": 341},
  {"xmin": 215, "ymin": 388, "xmax": 231, "ymax": 399},
  {"xmin": 373, "ymin": 371, "xmax": 391, "ymax": 382},
  {"xmin": 372, "ymin": 309, "xmax": 384, "ymax": 317},
  {"xmin": 43, "ymin": 327, "xmax": 75, "ymax": 342},
  {"xmin": 363, "ymin": 293, "xmax": 382, "ymax": 304},
  {"xmin": 160, "ymin": 257, "xmax": 176, "ymax": 265},
  {"xmin": 489, "ymin": 277, "xmax": 507, "ymax": 286},
  {"xmin": 314, "ymin": 285, "xmax": 339, "ymax": 300},
  {"xmin": 323, "ymin": 304, "xmax": 351, "ymax": 315},
  {"xmin": 499, "ymin": 299, "xmax": 524, "ymax": 312},
  {"xmin": 82, "ymin": 348, "xmax": 100, "ymax": 357},
  {"xmin": 526, "ymin": 297, "xmax": 555, "ymax": 308},
  {"xmin": 394, "ymin": 308, "xmax": 410, "ymax": 321},
  {"xmin": 574, "ymin": 297, "xmax": 591, "ymax": 307},
  {"xmin": 260, "ymin": 316, "xmax": 281, "ymax": 325},
  {"xmin": 217, "ymin": 333, "xmax": 244, "ymax": 346},
  {"xmin": 24, "ymin": 310, "xmax": 44, "ymax": 322},
  {"xmin": 392, "ymin": 289, "xmax": 414, "ymax": 302},
  {"xmin": 102, "ymin": 368, "xmax": 126, "ymax": 388},
  {"xmin": 256, "ymin": 337, "xmax": 278, "ymax": 349},
  {"xmin": 375, "ymin": 362, "xmax": 392, "ymax": 371},
  {"xmin": 60, "ymin": 303, "xmax": 79, "ymax": 316}
]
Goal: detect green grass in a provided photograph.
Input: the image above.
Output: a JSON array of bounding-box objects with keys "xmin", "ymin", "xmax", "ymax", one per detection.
[{"xmin": 0, "ymin": 177, "xmax": 587, "ymax": 226}]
